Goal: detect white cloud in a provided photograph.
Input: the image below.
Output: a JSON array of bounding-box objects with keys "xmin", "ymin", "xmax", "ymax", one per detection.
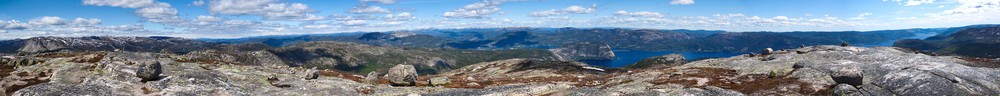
[
  {"xmin": 529, "ymin": 10, "xmax": 561, "ymax": 17},
  {"xmin": 378, "ymin": 21, "xmax": 404, "ymax": 25},
  {"xmin": 849, "ymin": 12, "xmax": 873, "ymax": 20},
  {"xmin": 941, "ymin": 0, "xmax": 1000, "ymax": 14},
  {"xmin": 670, "ymin": 0, "xmax": 695, "ymax": 5},
  {"xmin": 0, "ymin": 20, "xmax": 30, "ymax": 30},
  {"xmin": 895, "ymin": 17, "xmax": 918, "ymax": 20},
  {"xmin": 196, "ymin": 15, "xmax": 222, "ymax": 22},
  {"xmin": 443, "ymin": 0, "xmax": 507, "ymax": 19},
  {"xmin": 332, "ymin": 15, "xmax": 373, "ymax": 21},
  {"xmin": 772, "ymin": 16, "xmax": 790, "ymax": 20},
  {"xmin": 223, "ymin": 20, "xmax": 257, "ymax": 25},
  {"xmin": 904, "ymin": 0, "xmax": 934, "ymax": 6},
  {"xmin": 360, "ymin": 0, "xmax": 397, "ymax": 4},
  {"xmin": 191, "ymin": 0, "xmax": 205, "ymax": 6},
  {"xmin": 342, "ymin": 20, "xmax": 367, "ymax": 26},
  {"xmin": 0, "ymin": 16, "xmax": 167, "ymax": 39},
  {"xmin": 348, "ymin": 5, "xmax": 392, "ymax": 14},
  {"xmin": 82, "ymin": 0, "xmax": 270, "ymax": 37},
  {"xmin": 261, "ymin": 3, "xmax": 320, "ymax": 20},
  {"xmin": 29, "ymin": 16, "xmax": 67, "ymax": 25},
  {"xmin": 884, "ymin": 0, "xmax": 935, "ymax": 6},
  {"xmin": 384, "ymin": 12, "xmax": 415, "ymax": 21},
  {"xmin": 909, "ymin": 0, "xmax": 1000, "ymax": 24},
  {"xmin": 588, "ymin": 13, "xmax": 869, "ymax": 31},
  {"xmin": 207, "ymin": 0, "xmax": 323, "ymax": 21},
  {"xmin": 291, "ymin": 14, "xmax": 327, "ymax": 21},
  {"xmin": 83, "ymin": 0, "xmax": 155, "ymax": 8},
  {"xmin": 46, "ymin": 0, "xmax": 897, "ymax": 39},
  {"xmin": 563, "ymin": 5, "xmax": 598, "ymax": 13},
  {"xmin": 327, "ymin": 12, "xmax": 414, "ymax": 27},
  {"xmin": 73, "ymin": 18, "xmax": 103, "ymax": 26},
  {"xmin": 302, "ymin": 24, "xmax": 334, "ymax": 29},
  {"xmin": 134, "ymin": 3, "xmax": 180, "ymax": 23},
  {"xmin": 83, "ymin": 0, "xmax": 184, "ymax": 24},
  {"xmin": 614, "ymin": 10, "xmax": 664, "ymax": 18},
  {"xmin": 529, "ymin": 5, "xmax": 597, "ymax": 17}
]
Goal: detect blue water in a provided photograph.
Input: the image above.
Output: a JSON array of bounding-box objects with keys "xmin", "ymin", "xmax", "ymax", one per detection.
[
  {"xmin": 860, "ymin": 33, "xmax": 939, "ymax": 47},
  {"xmin": 579, "ymin": 50, "xmax": 741, "ymax": 68}
]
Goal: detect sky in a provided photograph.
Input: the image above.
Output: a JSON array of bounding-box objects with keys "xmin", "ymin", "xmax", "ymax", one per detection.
[{"xmin": 0, "ymin": 0, "xmax": 998, "ymax": 39}]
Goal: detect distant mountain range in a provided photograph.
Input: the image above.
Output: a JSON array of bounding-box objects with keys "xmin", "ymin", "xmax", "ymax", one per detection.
[
  {"xmin": 894, "ymin": 25, "xmax": 1000, "ymax": 58},
  {"xmin": 0, "ymin": 36, "xmax": 565, "ymax": 74},
  {"xmin": 0, "ymin": 36, "xmax": 217, "ymax": 54},
  {"xmin": 201, "ymin": 24, "xmax": 999, "ymax": 53},
  {"xmin": 1, "ymin": 24, "xmax": 998, "ymax": 74}
]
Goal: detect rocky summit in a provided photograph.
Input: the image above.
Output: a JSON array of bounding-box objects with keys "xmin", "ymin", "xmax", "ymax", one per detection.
[{"xmin": 1, "ymin": 44, "xmax": 997, "ymax": 96}]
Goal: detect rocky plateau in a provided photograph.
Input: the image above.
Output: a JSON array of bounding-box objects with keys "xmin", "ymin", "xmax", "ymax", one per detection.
[{"xmin": 1, "ymin": 44, "xmax": 997, "ymax": 96}]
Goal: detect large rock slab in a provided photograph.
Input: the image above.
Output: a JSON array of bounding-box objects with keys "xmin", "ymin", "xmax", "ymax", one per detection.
[
  {"xmin": 625, "ymin": 54, "xmax": 686, "ymax": 69},
  {"xmin": 136, "ymin": 61, "xmax": 162, "ymax": 81},
  {"xmin": 385, "ymin": 64, "xmax": 418, "ymax": 86},
  {"xmin": 683, "ymin": 45, "xmax": 1000, "ymax": 95}
]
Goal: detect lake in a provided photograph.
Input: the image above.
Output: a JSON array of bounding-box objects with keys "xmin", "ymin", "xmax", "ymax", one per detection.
[
  {"xmin": 579, "ymin": 50, "xmax": 741, "ymax": 68},
  {"xmin": 860, "ymin": 33, "xmax": 939, "ymax": 47}
]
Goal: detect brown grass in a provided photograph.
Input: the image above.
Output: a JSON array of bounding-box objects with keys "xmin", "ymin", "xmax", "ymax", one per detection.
[
  {"xmin": 3, "ymin": 70, "xmax": 51, "ymax": 96},
  {"xmin": 0, "ymin": 65, "xmax": 13, "ymax": 79},
  {"xmin": 324, "ymin": 70, "xmax": 617, "ymax": 89},
  {"xmin": 439, "ymin": 75, "xmax": 613, "ymax": 89},
  {"xmin": 31, "ymin": 51, "xmax": 107, "ymax": 63},
  {"xmin": 959, "ymin": 57, "xmax": 1000, "ymax": 68},
  {"xmin": 175, "ymin": 58, "xmax": 244, "ymax": 65},
  {"xmin": 648, "ymin": 67, "xmax": 832, "ymax": 95},
  {"xmin": 320, "ymin": 67, "xmax": 832, "ymax": 95},
  {"xmin": 317, "ymin": 70, "xmax": 366, "ymax": 82}
]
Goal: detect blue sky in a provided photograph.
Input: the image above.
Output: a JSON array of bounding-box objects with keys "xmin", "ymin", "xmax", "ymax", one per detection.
[{"xmin": 0, "ymin": 0, "xmax": 998, "ymax": 39}]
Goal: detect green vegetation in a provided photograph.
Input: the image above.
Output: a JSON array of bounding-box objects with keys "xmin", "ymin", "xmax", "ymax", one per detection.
[
  {"xmin": 894, "ymin": 26, "xmax": 1000, "ymax": 58},
  {"xmin": 270, "ymin": 42, "xmax": 557, "ymax": 74}
]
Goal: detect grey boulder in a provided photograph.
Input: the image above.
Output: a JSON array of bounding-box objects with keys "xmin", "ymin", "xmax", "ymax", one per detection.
[{"xmin": 385, "ymin": 64, "xmax": 418, "ymax": 86}]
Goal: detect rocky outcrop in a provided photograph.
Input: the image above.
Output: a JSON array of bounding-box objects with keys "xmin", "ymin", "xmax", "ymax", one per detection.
[
  {"xmin": 429, "ymin": 77, "xmax": 449, "ymax": 86},
  {"xmin": 549, "ymin": 42, "xmax": 616, "ymax": 61},
  {"xmin": 385, "ymin": 64, "xmax": 418, "ymax": 86},
  {"xmin": 625, "ymin": 54, "xmax": 686, "ymax": 69},
  {"xmin": 830, "ymin": 64, "xmax": 862, "ymax": 86},
  {"xmin": 438, "ymin": 59, "xmax": 614, "ymax": 80},
  {"xmin": 175, "ymin": 50, "xmax": 285, "ymax": 66},
  {"xmin": 762, "ymin": 48, "xmax": 774, "ymax": 55},
  {"xmin": 364, "ymin": 71, "xmax": 379, "ymax": 84},
  {"xmin": 135, "ymin": 61, "xmax": 161, "ymax": 81},
  {"xmin": 833, "ymin": 84, "xmax": 861, "ymax": 96},
  {"xmin": 302, "ymin": 68, "xmax": 319, "ymax": 80},
  {"xmin": 6, "ymin": 51, "xmax": 374, "ymax": 96},
  {"xmin": 2, "ymin": 44, "xmax": 998, "ymax": 95},
  {"xmin": 684, "ymin": 45, "xmax": 1000, "ymax": 95}
]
